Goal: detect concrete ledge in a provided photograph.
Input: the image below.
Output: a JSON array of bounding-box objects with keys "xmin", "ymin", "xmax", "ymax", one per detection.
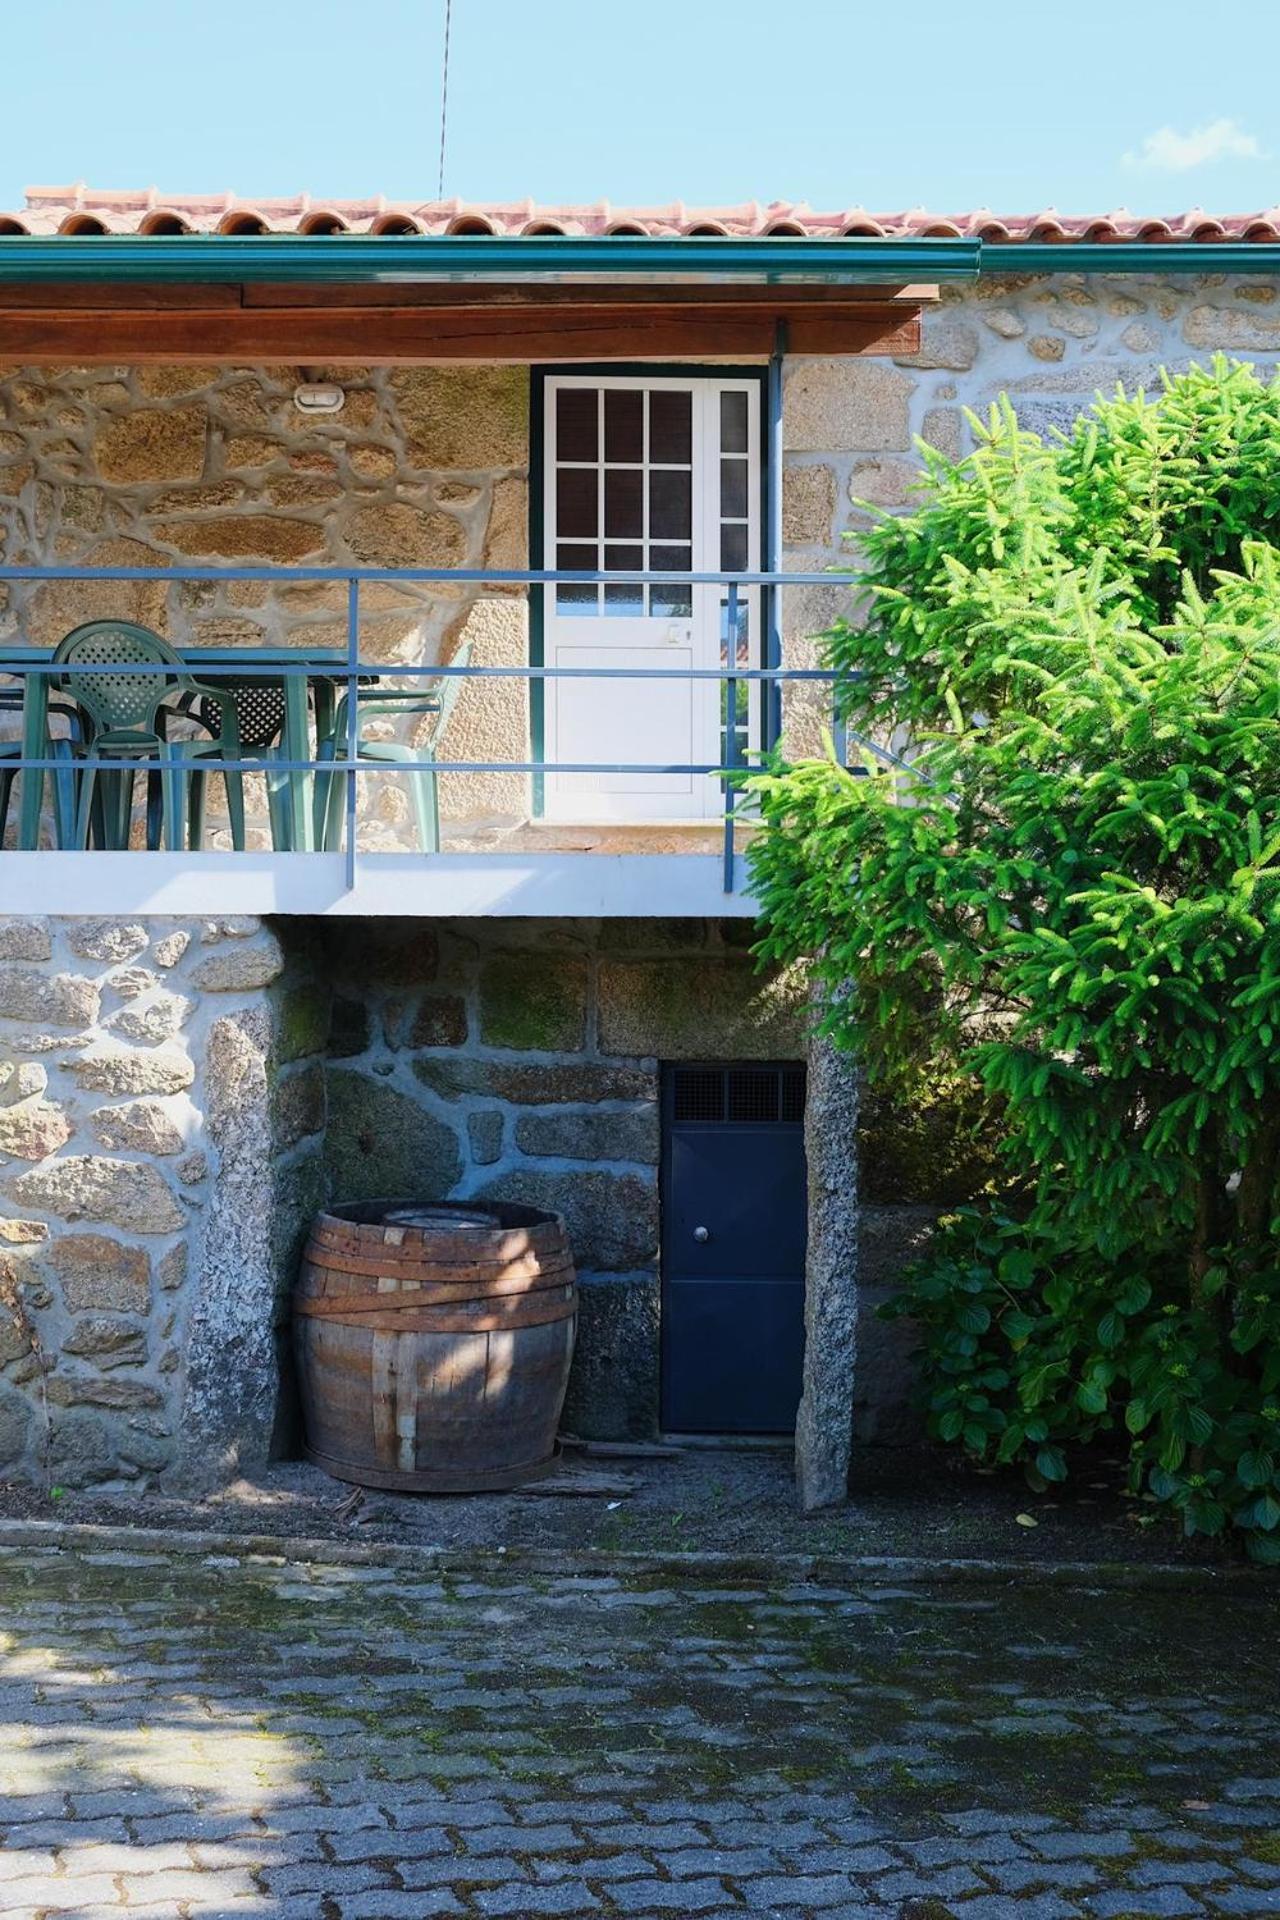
[
  {"xmin": 0, "ymin": 851, "xmax": 759, "ymax": 916},
  {"xmin": 0, "ymin": 1517, "xmax": 1261, "ymax": 1591}
]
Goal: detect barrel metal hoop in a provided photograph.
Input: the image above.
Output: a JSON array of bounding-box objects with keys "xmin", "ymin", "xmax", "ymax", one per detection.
[
  {"xmin": 297, "ymin": 1295, "xmax": 578, "ymax": 1333},
  {"xmin": 298, "ymin": 1247, "xmax": 575, "ymax": 1287}
]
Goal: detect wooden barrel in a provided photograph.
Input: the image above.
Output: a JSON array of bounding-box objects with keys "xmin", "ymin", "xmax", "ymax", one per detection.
[{"xmin": 294, "ymin": 1200, "xmax": 577, "ymax": 1492}]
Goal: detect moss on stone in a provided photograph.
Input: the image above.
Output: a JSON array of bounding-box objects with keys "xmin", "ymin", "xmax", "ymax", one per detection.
[
  {"xmin": 407, "ymin": 995, "xmax": 470, "ymax": 1050},
  {"xmin": 595, "ymin": 956, "xmax": 808, "ymax": 1060},
  {"xmin": 323, "ymin": 1068, "xmax": 463, "ymax": 1202},
  {"xmin": 274, "ymin": 983, "xmax": 331, "ymax": 1064},
  {"xmin": 478, "ymin": 952, "xmax": 587, "ymax": 1053}
]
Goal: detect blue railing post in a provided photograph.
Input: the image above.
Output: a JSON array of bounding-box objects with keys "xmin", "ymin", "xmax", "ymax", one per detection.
[
  {"xmin": 345, "ymin": 577, "xmax": 360, "ymax": 888},
  {"xmin": 832, "ymin": 686, "xmax": 848, "ymax": 770},
  {"xmin": 764, "ymin": 319, "xmax": 787, "ymax": 753},
  {"xmin": 723, "ymin": 580, "xmax": 740, "ymax": 894},
  {"xmin": 0, "ymin": 563, "xmax": 860, "ymax": 878}
]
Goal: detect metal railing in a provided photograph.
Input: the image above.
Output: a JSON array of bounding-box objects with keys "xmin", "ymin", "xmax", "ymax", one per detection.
[{"xmin": 0, "ymin": 564, "xmax": 854, "ymax": 893}]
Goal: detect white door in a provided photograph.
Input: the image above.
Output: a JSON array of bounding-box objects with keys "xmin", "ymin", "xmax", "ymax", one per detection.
[{"xmin": 542, "ymin": 374, "xmax": 760, "ymax": 824}]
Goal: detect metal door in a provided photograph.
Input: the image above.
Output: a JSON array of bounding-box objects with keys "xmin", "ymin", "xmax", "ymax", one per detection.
[{"xmin": 660, "ymin": 1062, "xmax": 807, "ymax": 1433}]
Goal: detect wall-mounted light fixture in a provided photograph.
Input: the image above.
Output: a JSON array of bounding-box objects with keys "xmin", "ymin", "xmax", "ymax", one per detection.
[{"xmin": 293, "ymin": 382, "xmax": 346, "ymax": 415}]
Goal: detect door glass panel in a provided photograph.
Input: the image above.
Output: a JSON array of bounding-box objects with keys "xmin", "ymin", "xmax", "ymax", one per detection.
[
  {"xmin": 652, "ymin": 581, "xmax": 693, "ymax": 617},
  {"xmin": 603, "ymin": 539, "xmax": 644, "ymax": 614},
  {"xmin": 550, "ymin": 380, "xmax": 750, "ymax": 636},
  {"xmin": 651, "ymin": 542, "xmax": 693, "ymax": 618},
  {"xmin": 556, "ymin": 386, "xmax": 598, "ymax": 461},
  {"xmin": 556, "ymin": 539, "xmax": 597, "ymax": 614},
  {"xmin": 720, "ymin": 523, "xmax": 748, "ymax": 572},
  {"xmin": 720, "ymin": 596, "xmax": 751, "ymax": 769},
  {"xmin": 721, "ymin": 675, "xmax": 749, "ymax": 746},
  {"xmin": 721, "ymin": 594, "xmax": 750, "ymax": 661},
  {"xmin": 556, "ymin": 588, "xmax": 598, "ymax": 615},
  {"xmin": 650, "ymin": 468, "xmax": 691, "ymax": 540},
  {"xmin": 556, "ymin": 468, "xmax": 597, "ymax": 538},
  {"xmin": 604, "ymin": 468, "xmax": 643, "ymax": 538},
  {"xmin": 604, "ymin": 389, "xmax": 644, "ymax": 462},
  {"xmin": 650, "ymin": 390, "xmax": 692, "ymax": 462},
  {"xmin": 720, "ymin": 389, "xmax": 749, "ymax": 453},
  {"xmin": 720, "ymin": 458, "xmax": 749, "ymax": 519}
]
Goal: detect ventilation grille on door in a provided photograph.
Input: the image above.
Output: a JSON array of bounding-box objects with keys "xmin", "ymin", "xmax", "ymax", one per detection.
[{"xmin": 671, "ymin": 1064, "xmax": 806, "ymax": 1125}]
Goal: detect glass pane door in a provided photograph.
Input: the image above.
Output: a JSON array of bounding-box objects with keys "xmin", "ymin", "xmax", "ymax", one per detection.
[
  {"xmin": 553, "ymin": 384, "xmax": 694, "ymax": 620},
  {"xmin": 543, "ymin": 375, "xmax": 759, "ymax": 825}
]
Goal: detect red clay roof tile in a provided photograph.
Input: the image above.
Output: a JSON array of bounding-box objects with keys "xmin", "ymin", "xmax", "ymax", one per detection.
[{"xmin": 4, "ymin": 188, "xmax": 1279, "ymax": 245}]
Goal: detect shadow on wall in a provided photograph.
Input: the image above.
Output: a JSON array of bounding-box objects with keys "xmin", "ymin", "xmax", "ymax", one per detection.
[
  {"xmin": 269, "ymin": 914, "xmax": 995, "ymax": 1459},
  {"xmin": 275, "ymin": 914, "xmax": 809, "ymax": 1448}
]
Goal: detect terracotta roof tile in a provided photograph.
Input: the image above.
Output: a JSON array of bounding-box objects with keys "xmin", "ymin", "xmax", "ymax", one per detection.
[{"xmin": 5, "ymin": 188, "xmax": 1280, "ymax": 244}]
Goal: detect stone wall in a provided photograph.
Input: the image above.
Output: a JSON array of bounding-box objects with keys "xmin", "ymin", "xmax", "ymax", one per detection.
[
  {"xmin": 315, "ymin": 917, "xmax": 809, "ymax": 1440},
  {"xmin": 0, "ymin": 909, "xmax": 914, "ymax": 1484},
  {"xmin": 0, "ymin": 915, "xmax": 325, "ymax": 1488},
  {"xmin": 0, "ymin": 903, "xmax": 993, "ymax": 1480},
  {"xmin": 0, "ymin": 363, "xmax": 530, "ymax": 845}
]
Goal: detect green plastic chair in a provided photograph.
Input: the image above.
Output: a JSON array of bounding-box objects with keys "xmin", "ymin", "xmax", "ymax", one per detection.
[
  {"xmin": 189, "ymin": 677, "xmax": 293, "ymax": 849},
  {"xmin": 53, "ymin": 621, "xmax": 246, "ymax": 851},
  {"xmin": 313, "ymin": 640, "xmax": 472, "ymax": 854},
  {"xmin": 0, "ymin": 688, "xmax": 88, "ymax": 848}
]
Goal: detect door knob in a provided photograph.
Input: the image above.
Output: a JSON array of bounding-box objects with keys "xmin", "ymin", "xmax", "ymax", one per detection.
[{"xmin": 693, "ymin": 1226, "xmax": 710, "ymax": 1243}]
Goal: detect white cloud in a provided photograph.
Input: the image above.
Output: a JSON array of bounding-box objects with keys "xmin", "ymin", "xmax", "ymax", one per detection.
[{"xmin": 1124, "ymin": 118, "xmax": 1267, "ymax": 172}]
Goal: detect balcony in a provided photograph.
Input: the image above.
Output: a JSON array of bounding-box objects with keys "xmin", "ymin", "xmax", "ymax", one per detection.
[{"xmin": 0, "ymin": 563, "xmax": 846, "ymax": 918}]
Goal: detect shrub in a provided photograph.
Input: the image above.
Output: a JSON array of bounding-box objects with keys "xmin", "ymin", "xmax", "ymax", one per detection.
[{"xmin": 749, "ymin": 358, "xmax": 1280, "ymax": 1558}]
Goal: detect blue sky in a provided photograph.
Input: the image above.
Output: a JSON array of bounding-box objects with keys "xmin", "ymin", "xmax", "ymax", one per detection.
[{"xmin": 1, "ymin": 0, "xmax": 1277, "ymax": 215}]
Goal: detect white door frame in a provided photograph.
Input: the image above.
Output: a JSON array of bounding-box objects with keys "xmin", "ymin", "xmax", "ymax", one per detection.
[{"xmin": 540, "ymin": 371, "xmax": 762, "ymax": 825}]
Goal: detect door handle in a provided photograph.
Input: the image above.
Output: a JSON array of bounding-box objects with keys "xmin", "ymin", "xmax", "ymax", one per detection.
[{"xmin": 693, "ymin": 1226, "xmax": 710, "ymax": 1244}]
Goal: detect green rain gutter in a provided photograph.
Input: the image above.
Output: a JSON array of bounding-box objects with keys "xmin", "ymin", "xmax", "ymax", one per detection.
[
  {"xmin": 986, "ymin": 242, "xmax": 1280, "ymax": 276},
  {"xmin": 0, "ymin": 234, "xmax": 982, "ymax": 286},
  {"xmin": 0, "ymin": 234, "xmax": 1275, "ymax": 291}
]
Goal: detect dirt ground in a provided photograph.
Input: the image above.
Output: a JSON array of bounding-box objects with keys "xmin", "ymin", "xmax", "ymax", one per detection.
[{"xmin": 0, "ymin": 1441, "xmax": 1249, "ymax": 1568}]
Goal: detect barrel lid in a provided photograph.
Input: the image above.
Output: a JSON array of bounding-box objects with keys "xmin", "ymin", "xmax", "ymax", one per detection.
[{"xmin": 383, "ymin": 1205, "xmax": 502, "ymax": 1232}]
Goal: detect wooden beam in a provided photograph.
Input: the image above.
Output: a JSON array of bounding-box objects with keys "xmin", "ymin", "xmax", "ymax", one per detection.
[
  {"xmin": 0, "ymin": 280, "xmax": 938, "ymax": 313},
  {"xmin": 0, "ymin": 303, "xmax": 921, "ymax": 363},
  {"xmin": 238, "ymin": 280, "xmax": 937, "ymax": 310},
  {"xmin": 0, "ymin": 282, "xmax": 243, "ymax": 310}
]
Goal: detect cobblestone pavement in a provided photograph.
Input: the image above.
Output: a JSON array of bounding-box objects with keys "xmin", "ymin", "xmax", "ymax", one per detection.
[{"xmin": 0, "ymin": 1541, "xmax": 1278, "ymax": 1919}]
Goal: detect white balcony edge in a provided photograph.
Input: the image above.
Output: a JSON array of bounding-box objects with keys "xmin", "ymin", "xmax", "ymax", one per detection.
[{"xmin": 0, "ymin": 852, "xmax": 758, "ymax": 918}]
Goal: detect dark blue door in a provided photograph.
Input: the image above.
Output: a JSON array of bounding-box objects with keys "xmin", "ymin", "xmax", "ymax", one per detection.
[{"xmin": 660, "ymin": 1063, "xmax": 807, "ymax": 1433}]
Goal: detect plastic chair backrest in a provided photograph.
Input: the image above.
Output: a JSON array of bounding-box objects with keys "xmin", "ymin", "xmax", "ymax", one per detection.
[
  {"xmin": 54, "ymin": 622, "xmax": 187, "ymax": 735},
  {"xmin": 432, "ymin": 637, "xmax": 472, "ymax": 739},
  {"xmin": 196, "ymin": 679, "xmax": 285, "ymax": 751}
]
